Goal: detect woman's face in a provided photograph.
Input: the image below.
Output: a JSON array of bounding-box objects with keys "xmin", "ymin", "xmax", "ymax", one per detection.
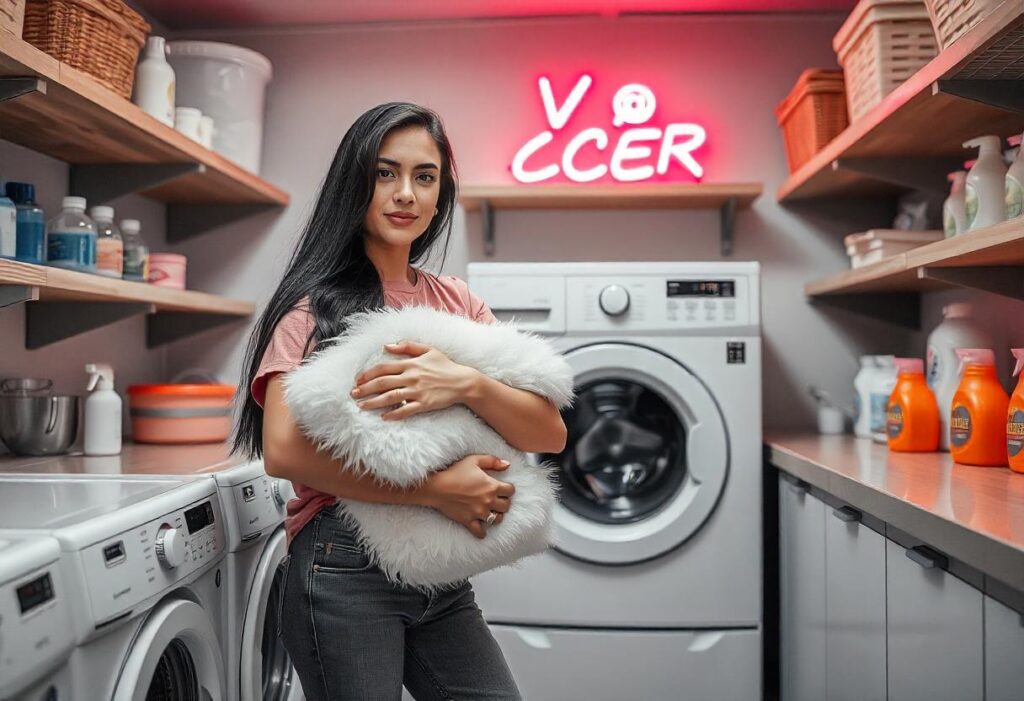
[{"xmin": 363, "ymin": 125, "xmax": 444, "ymax": 250}]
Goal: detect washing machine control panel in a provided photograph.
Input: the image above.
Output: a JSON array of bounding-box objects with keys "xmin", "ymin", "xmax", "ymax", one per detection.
[
  {"xmin": 233, "ymin": 475, "xmax": 289, "ymax": 542},
  {"xmin": 80, "ymin": 494, "xmax": 226, "ymax": 625}
]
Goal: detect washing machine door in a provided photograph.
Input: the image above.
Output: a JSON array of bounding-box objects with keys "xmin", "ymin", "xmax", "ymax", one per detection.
[
  {"xmin": 114, "ymin": 598, "xmax": 225, "ymax": 701},
  {"xmin": 241, "ymin": 528, "xmax": 300, "ymax": 701},
  {"xmin": 543, "ymin": 343, "xmax": 729, "ymax": 565}
]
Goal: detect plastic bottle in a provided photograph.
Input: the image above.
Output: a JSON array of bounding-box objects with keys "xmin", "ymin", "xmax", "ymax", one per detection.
[
  {"xmin": 132, "ymin": 36, "xmax": 176, "ymax": 127},
  {"xmin": 120, "ymin": 219, "xmax": 149, "ymax": 282},
  {"xmin": 89, "ymin": 206, "xmax": 124, "ymax": 279},
  {"xmin": 4, "ymin": 182, "xmax": 45, "ymax": 263},
  {"xmin": 1007, "ymin": 349, "xmax": 1024, "ymax": 473},
  {"xmin": 46, "ymin": 197, "xmax": 96, "ymax": 272},
  {"xmin": 926, "ymin": 303, "xmax": 992, "ymax": 451},
  {"xmin": 0, "ymin": 190, "xmax": 16, "ymax": 259},
  {"xmin": 1006, "ymin": 133, "xmax": 1023, "ymax": 220},
  {"xmin": 963, "ymin": 135, "xmax": 1008, "ymax": 231},
  {"xmin": 887, "ymin": 358, "xmax": 940, "ymax": 452},
  {"xmin": 943, "ymin": 170, "xmax": 968, "ymax": 237},
  {"xmin": 949, "ymin": 349, "xmax": 1008, "ymax": 466},
  {"xmin": 870, "ymin": 356, "xmax": 897, "ymax": 443},
  {"xmin": 84, "ymin": 363, "xmax": 122, "ymax": 456},
  {"xmin": 854, "ymin": 355, "xmax": 878, "ymax": 439}
]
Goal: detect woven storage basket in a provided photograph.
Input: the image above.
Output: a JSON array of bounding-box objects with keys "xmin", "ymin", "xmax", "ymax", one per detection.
[
  {"xmin": 925, "ymin": 0, "xmax": 1005, "ymax": 49},
  {"xmin": 834, "ymin": 0, "xmax": 938, "ymax": 123},
  {"xmin": 776, "ymin": 69, "xmax": 849, "ymax": 173},
  {"xmin": 0, "ymin": 0, "xmax": 25, "ymax": 36},
  {"xmin": 23, "ymin": 0, "xmax": 150, "ymax": 98}
]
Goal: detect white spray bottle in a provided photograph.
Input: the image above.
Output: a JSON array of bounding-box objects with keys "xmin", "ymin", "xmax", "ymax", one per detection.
[
  {"xmin": 963, "ymin": 135, "xmax": 1007, "ymax": 231},
  {"xmin": 84, "ymin": 363, "xmax": 122, "ymax": 456}
]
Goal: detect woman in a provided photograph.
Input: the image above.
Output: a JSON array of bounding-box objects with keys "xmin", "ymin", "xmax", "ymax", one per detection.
[{"xmin": 232, "ymin": 102, "xmax": 567, "ymax": 700}]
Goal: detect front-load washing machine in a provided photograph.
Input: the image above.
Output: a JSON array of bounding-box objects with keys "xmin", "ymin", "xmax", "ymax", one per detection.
[
  {"xmin": 468, "ymin": 262, "xmax": 763, "ymax": 700},
  {"xmin": 0, "ymin": 474, "xmax": 228, "ymax": 700}
]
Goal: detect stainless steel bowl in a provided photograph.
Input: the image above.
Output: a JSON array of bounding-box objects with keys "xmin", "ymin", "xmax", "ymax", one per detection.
[{"xmin": 0, "ymin": 395, "xmax": 80, "ymax": 456}]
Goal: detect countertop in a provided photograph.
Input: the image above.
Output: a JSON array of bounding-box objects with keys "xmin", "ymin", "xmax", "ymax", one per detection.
[
  {"xmin": 0, "ymin": 442, "xmax": 244, "ymax": 477},
  {"xmin": 767, "ymin": 434, "xmax": 1024, "ymax": 591}
]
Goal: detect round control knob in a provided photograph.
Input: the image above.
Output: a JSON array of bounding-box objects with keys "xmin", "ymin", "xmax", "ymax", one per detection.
[
  {"xmin": 271, "ymin": 480, "xmax": 286, "ymax": 508},
  {"xmin": 155, "ymin": 526, "xmax": 186, "ymax": 570},
  {"xmin": 598, "ymin": 284, "xmax": 630, "ymax": 316}
]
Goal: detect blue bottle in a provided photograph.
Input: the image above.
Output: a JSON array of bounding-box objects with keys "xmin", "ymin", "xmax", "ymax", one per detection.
[
  {"xmin": 4, "ymin": 182, "xmax": 46, "ymax": 264},
  {"xmin": 47, "ymin": 197, "xmax": 96, "ymax": 272}
]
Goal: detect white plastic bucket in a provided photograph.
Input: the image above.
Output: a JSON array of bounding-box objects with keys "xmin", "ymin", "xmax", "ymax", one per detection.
[{"xmin": 166, "ymin": 41, "xmax": 272, "ymax": 174}]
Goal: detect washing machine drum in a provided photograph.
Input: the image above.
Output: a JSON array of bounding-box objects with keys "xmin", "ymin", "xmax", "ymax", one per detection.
[{"xmin": 540, "ymin": 343, "xmax": 729, "ymax": 565}]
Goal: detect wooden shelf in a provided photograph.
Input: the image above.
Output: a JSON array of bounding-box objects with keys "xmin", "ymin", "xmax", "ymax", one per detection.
[{"xmin": 778, "ymin": 0, "xmax": 1024, "ymax": 202}]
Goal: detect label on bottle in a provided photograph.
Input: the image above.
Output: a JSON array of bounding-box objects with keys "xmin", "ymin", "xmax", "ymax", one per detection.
[
  {"xmin": 0, "ymin": 205, "xmax": 16, "ymax": 257},
  {"xmin": 15, "ymin": 217, "xmax": 45, "ymax": 263},
  {"xmin": 47, "ymin": 232, "xmax": 96, "ymax": 268},
  {"xmin": 96, "ymin": 238, "xmax": 124, "ymax": 276},
  {"xmin": 887, "ymin": 402, "xmax": 904, "ymax": 439},
  {"xmin": 1007, "ymin": 174, "xmax": 1023, "ymax": 219},
  {"xmin": 1007, "ymin": 410, "xmax": 1024, "ymax": 457},
  {"xmin": 950, "ymin": 404, "xmax": 972, "ymax": 448},
  {"xmin": 943, "ymin": 203, "xmax": 958, "ymax": 238},
  {"xmin": 965, "ymin": 183, "xmax": 978, "ymax": 229},
  {"xmin": 124, "ymin": 247, "xmax": 148, "ymax": 281},
  {"xmin": 871, "ymin": 392, "xmax": 890, "ymax": 434}
]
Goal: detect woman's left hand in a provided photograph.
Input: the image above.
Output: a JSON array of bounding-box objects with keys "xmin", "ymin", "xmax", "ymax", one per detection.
[{"xmin": 351, "ymin": 340, "xmax": 479, "ymax": 420}]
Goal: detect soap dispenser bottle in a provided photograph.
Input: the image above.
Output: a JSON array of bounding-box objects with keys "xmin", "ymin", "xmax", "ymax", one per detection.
[
  {"xmin": 84, "ymin": 363, "xmax": 122, "ymax": 456},
  {"xmin": 963, "ymin": 135, "xmax": 1007, "ymax": 231}
]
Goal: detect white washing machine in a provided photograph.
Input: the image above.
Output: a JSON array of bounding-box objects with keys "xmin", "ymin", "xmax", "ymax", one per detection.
[
  {"xmin": 0, "ymin": 474, "xmax": 228, "ymax": 700},
  {"xmin": 0, "ymin": 534, "xmax": 74, "ymax": 701},
  {"xmin": 468, "ymin": 262, "xmax": 763, "ymax": 700}
]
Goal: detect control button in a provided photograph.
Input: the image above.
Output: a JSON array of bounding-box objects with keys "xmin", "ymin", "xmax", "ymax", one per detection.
[
  {"xmin": 598, "ymin": 285, "xmax": 630, "ymax": 316},
  {"xmin": 685, "ymin": 300, "xmax": 699, "ymax": 310},
  {"xmin": 155, "ymin": 527, "xmax": 186, "ymax": 569},
  {"xmin": 703, "ymin": 300, "xmax": 716, "ymax": 309},
  {"xmin": 271, "ymin": 480, "xmax": 286, "ymax": 508}
]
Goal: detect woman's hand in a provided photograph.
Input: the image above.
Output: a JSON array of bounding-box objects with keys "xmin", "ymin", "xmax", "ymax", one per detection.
[
  {"xmin": 352, "ymin": 340, "xmax": 479, "ymax": 420},
  {"xmin": 415, "ymin": 454, "xmax": 515, "ymax": 539}
]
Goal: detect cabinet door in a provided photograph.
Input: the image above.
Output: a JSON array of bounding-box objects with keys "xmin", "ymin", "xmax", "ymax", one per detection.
[
  {"xmin": 985, "ymin": 594, "xmax": 1024, "ymax": 701},
  {"xmin": 825, "ymin": 505, "xmax": 886, "ymax": 701},
  {"xmin": 779, "ymin": 475, "xmax": 826, "ymax": 701},
  {"xmin": 886, "ymin": 539, "xmax": 984, "ymax": 701}
]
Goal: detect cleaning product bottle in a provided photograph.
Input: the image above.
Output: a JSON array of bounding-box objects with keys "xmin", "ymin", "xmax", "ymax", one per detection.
[
  {"xmin": 1006, "ymin": 133, "xmax": 1023, "ymax": 220},
  {"xmin": 1007, "ymin": 349, "xmax": 1024, "ymax": 473},
  {"xmin": 926, "ymin": 303, "xmax": 992, "ymax": 451},
  {"xmin": 47, "ymin": 197, "xmax": 96, "ymax": 272},
  {"xmin": 871, "ymin": 356, "xmax": 898, "ymax": 443},
  {"xmin": 0, "ymin": 189, "xmax": 16, "ymax": 259},
  {"xmin": 854, "ymin": 355, "xmax": 877, "ymax": 439},
  {"xmin": 943, "ymin": 170, "xmax": 968, "ymax": 237},
  {"xmin": 89, "ymin": 206, "xmax": 123, "ymax": 279},
  {"xmin": 4, "ymin": 182, "xmax": 45, "ymax": 263},
  {"xmin": 950, "ymin": 349, "xmax": 1008, "ymax": 466},
  {"xmin": 120, "ymin": 219, "xmax": 149, "ymax": 282},
  {"xmin": 84, "ymin": 363, "xmax": 122, "ymax": 456},
  {"xmin": 132, "ymin": 36, "xmax": 176, "ymax": 127},
  {"xmin": 964, "ymin": 135, "xmax": 1008, "ymax": 231},
  {"xmin": 887, "ymin": 358, "xmax": 940, "ymax": 452}
]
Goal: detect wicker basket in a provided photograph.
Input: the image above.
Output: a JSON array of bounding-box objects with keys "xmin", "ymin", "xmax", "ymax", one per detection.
[
  {"xmin": 0, "ymin": 0, "xmax": 25, "ymax": 36},
  {"xmin": 924, "ymin": 0, "xmax": 1005, "ymax": 49},
  {"xmin": 776, "ymin": 69, "xmax": 849, "ymax": 173},
  {"xmin": 834, "ymin": 0, "xmax": 938, "ymax": 123},
  {"xmin": 22, "ymin": 0, "xmax": 150, "ymax": 98}
]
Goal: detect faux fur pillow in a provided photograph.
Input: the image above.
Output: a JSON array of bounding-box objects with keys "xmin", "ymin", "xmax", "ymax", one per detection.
[{"xmin": 282, "ymin": 305, "xmax": 574, "ymax": 590}]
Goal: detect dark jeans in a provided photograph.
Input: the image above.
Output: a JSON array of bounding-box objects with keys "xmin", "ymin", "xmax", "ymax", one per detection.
[{"xmin": 278, "ymin": 508, "xmax": 522, "ymax": 701}]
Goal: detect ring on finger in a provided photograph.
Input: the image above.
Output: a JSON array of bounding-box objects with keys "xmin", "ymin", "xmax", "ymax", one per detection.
[{"xmin": 485, "ymin": 511, "xmax": 498, "ymax": 526}]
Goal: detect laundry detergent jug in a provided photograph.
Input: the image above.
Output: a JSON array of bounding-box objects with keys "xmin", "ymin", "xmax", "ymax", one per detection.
[
  {"xmin": 950, "ymin": 348, "xmax": 1008, "ymax": 467},
  {"xmin": 887, "ymin": 358, "xmax": 940, "ymax": 453}
]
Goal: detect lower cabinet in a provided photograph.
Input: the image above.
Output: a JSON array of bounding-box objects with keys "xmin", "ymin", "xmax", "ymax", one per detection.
[{"xmin": 985, "ymin": 594, "xmax": 1024, "ymax": 701}]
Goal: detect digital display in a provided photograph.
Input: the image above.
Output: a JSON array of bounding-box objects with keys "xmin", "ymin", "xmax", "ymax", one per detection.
[
  {"xmin": 103, "ymin": 541, "xmax": 125, "ymax": 565},
  {"xmin": 667, "ymin": 280, "xmax": 735, "ymax": 298},
  {"xmin": 184, "ymin": 501, "xmax": 215, "ymax": 535},
  {"xmin": 17, "ymin": 573, "xmax": 54, "ymax": 614}
]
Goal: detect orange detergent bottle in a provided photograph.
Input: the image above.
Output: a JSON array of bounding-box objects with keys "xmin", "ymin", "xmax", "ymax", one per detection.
[
  {"xmin": 887, "ymin": 358, "xmax": 940, "ymax": 452},
  {"xmin": 1006, "ymin": 348, "xmax": 1024, "ymax": 473},
  {"xmin": 950, "ymin": 348, "xmax": 1009, "ymax": 467}
]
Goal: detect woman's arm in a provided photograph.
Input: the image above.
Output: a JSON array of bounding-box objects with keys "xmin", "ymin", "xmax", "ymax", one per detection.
[{"xmin": 463, "ymin": 373, "xmax": 568, "ymax": 454}]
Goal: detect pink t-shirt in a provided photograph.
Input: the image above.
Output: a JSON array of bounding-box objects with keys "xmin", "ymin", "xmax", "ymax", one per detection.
[{"xmin": 251, "ymin": 269, "xmax": 497, "ymax": 542}]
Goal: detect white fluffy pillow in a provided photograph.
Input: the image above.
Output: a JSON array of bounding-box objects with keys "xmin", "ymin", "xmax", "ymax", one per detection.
[{"xmin": 282, "ymin": 305, "xmax": 574, "ymax": 590}]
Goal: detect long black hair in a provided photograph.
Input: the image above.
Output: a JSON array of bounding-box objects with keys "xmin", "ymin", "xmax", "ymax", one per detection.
[{"xmin": 232, "ymin": 102, "xmax": 458, "ymax": 460}]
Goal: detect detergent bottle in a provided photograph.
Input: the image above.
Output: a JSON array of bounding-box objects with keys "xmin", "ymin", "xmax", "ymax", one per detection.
[
  {"xmin": 887, "ymin": 358, "xmax": 940, "ymax": 452},
  {"xmin": 1007, "ymin": 349, "xmax": 1024, "ymax": 473},
  {"xmin": 950, "ymin": 349, "xmax": 1008, "ymax": 467}
]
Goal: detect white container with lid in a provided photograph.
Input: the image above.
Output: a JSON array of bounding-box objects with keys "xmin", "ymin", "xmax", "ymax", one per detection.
[
  {"xmin": 174, "ymin": 107, "xmax": 202, "ymax": 141},
  {"xmin": 84, "ymin": 363, "xmax": 122, "ymax": 456},
  {"xmin": 854, "ymin": 355, "xmax": 879, "ymax": 439},
  {"xmin": 132, "ymin": 36, "xmax": 176, "ymax": 127},
  {"xmin": 46, "ymin": 197, "xmax": 96, "ymax": 272}
]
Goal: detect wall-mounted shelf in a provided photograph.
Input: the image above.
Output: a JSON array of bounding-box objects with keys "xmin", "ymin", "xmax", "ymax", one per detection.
[
  {"xmin": 0, "ymin": 35, "xmax": 289, "ymax": 240},
  {"xmin": 777, "ymin": 0, "xmax": 1024, "ymax": 202},
  {"xmin": 806, "ymin": 218, "xmax": 1024, "ymax": 327},
  {"xmin": 0, "ymin": 259, "xmax": 254, "ymax": 348},
  {"xmin": 459, "ymin": 182, "xmax": 763, "ymax": 256}
]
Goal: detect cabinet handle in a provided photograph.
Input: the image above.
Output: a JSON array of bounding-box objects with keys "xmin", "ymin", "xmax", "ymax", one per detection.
[
  {"xmin": 832, "ymin": 506, "xmax": 862, "ymax": 523},
  {"xmin": 906, "ymin": 545, "xmax": 948, "ymax": 570}
]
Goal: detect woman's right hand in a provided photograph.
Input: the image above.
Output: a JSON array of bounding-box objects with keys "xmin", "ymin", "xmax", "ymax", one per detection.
[{"xmin": 416, "ymin": 455, "xmax": 515, "ymax": 539}]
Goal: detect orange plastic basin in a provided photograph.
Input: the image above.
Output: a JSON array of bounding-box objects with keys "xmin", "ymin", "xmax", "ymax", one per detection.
[{"xmin": 127, "ymin": 383, "xmax": 236, "ymax": 444}]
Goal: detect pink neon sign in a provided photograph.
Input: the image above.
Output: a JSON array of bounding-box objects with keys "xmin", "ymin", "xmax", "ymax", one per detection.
[{"xmin": 512, "ymin": 75, "xmax": 707, "ymax": 184}]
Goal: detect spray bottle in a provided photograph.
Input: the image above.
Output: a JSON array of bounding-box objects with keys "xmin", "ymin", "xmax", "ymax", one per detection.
[
  {"xmin": 84, "ymin": 363, "xmax": 122, "ymax": 456},
  {"xmin": 963, "ymin": 135, "xmax": 1007, "ymax": 231}
]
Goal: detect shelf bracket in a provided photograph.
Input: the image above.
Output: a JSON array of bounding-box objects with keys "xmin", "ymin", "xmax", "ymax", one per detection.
[
  {"xmin": 147, "ymin": 312, "xmax": 247, "ymax": 347},
  {"xmin": 720, "ymin": 197, "xmax": 737, "ymax": 256},
  {"xmin": 480, "ymin": 200, "xmax": 495, "ymax": 257},
  {"xmin": 918, "ymin": 266, "xmax": 1024, "ymax": 301},
  {"xmin": 166, "ymin": 203, "xmax": 280, "ymax": 242},
  {"xmin": 0, "ymin": 77, "xmax": 46, "ymax": 104},
  {"xmin": 811, "ymin": 293, "xmax": 921, "ymax": 330},
  {"xmin": 833, "ymin": 156, "xmax": 962, "ymax": 195},
  {"xmin": 25, "ymin": 302, "xmax": 154, "ymax": 349},
  {"xmin": 0, "ymin": 285, "xmax": 38, "ymax": 308},
  {"xmin": 69, "ymin": 163, "xmax": 204, "ymax": 205},
  {"xmin": 935, "ymin": 79, "xmax": 1024, "ymax": 113}
]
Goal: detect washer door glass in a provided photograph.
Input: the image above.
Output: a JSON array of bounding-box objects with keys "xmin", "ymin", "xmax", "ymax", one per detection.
[{"xmin": 540, "ymin": 343, "xmax": 729, "ymax": 565}]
